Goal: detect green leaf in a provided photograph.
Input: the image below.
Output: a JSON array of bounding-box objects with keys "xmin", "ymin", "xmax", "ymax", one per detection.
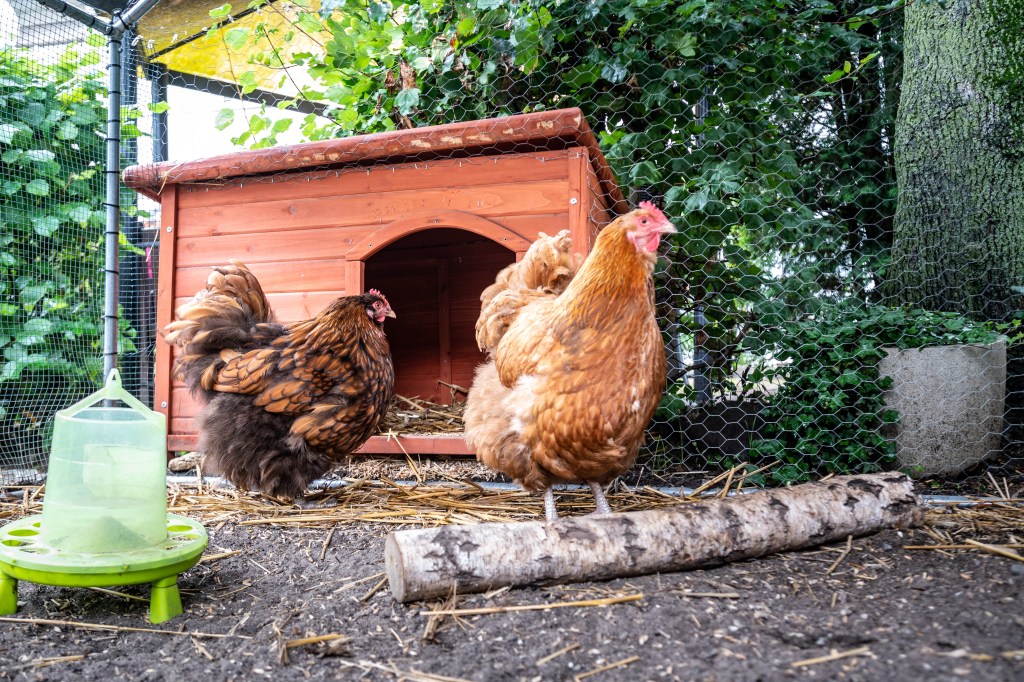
[
  {"xmin": 367, "ymin": 1, "xmax": 389, "ymax": 23},
  {"xmin": 25, "ymin": 179, "xmax": 50, "ymax": 197},
  {"xmin": 237, "ymin": 71, "xmax": 259, "ymax": 95},
  {"xmin": 23, "ymin": 150, "xmax": 56, "ymax": 163},
  {"xmin": 209, "ymin": 3, "xmax": 232, "ymax": 20},
  {"xmin": 56, "ymin": 120, "xmax": 79, "ymax": 140},
  {"xmin": 22, "ymin": 317, "xmax": 54, "ymax": 338},
  {"xmin": 394, "ymin": 88, "xmax": 420, "ymax": 115},
  {"xmin": 66, "ymin": 204, "xmax": 92, "ymax": 224},
  {"xmin": 31, "ymin": 215, "xmax": 60, "ymax": 236},
  {"xmin": 224, "ymin": 27, "xmax": 251, "ymax": 51},
  {"xmin": 0, "ymin": 123, "xmax": 21, "ymax": 144},
  {"xmin": 19, "ymin": 284, "xmax": 48, "ymax": 308},
  {"xmin": 215, "ymin": 108, "xmax": 235, "ymax": 130}
]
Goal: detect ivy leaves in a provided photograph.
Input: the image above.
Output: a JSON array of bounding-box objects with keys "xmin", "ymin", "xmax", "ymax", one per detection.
[
  {"xmin": 1, "ymin": 44, "xmax": 113, "ymax": 416},
  {"xmin": 749, "ymin": 305, "xmax": 1001, "ymax": 484}
]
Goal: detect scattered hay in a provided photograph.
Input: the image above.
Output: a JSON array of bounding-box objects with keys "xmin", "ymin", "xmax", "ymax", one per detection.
[
  {"xmin": 3, "ymin": 470, "xmax": 1021, "ymax": 553},
  {"xmin": 378, "ymin": 395, "xmax": 466, "ymax": 435}
]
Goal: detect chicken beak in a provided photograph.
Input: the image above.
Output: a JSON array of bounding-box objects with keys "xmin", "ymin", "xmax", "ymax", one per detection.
[
  {"xmin": 384, "ymin": 309, "xmax": 397, "ymax": 319},
  {"xmin": 656, "ymin": 221, "xmax": 678, "ymax": 235}
]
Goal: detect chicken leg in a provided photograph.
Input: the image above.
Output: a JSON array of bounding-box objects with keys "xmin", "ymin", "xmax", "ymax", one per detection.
[
  {"xmin": 543, "ymin": 483, "xmax": 613, "ymax": 522},
  {"xmin": 588, "ymin": 481, "xmax": 612, "ymax": 516},
  {"xmin": 543, "ymin": 487, "xmax": 559, "ymax": 522}
]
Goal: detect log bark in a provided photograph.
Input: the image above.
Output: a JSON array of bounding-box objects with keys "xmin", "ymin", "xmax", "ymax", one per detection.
[{"xmin": 384, "ymin": 473, "xmax": 924, "ymax": 602}]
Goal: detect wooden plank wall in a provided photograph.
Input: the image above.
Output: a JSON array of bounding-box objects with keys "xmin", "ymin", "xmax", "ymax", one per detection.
[{"xmin": 161, "ymin": 149, "xmax": 584, "ymax": 447}]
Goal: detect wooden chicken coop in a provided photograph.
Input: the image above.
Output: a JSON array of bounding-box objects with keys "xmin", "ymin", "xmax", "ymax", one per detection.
[{"xmin": 123, "ymin": 108, "xmax": 626, "ymax": 457}]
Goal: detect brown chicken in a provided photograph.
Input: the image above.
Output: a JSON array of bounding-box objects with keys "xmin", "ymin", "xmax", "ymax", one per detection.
[
  {"xmin": 464, "ymin": 203, "xmax": 676, "ymax": 521},
  {"xmin": 163, "ymin": 261, "xmax": 395, "ymax": 501}
]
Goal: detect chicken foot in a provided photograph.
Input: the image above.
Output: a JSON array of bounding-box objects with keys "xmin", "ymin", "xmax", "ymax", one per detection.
[
  {"xmin": 588, "ymin": 481, "xmax": 612, "ymax": 516},
  {"xmin": 542, "ymin": 482, "xmax": 612, "ymax": 522}
]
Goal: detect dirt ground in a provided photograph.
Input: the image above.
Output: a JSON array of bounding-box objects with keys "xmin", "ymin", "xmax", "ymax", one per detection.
[{"xmin": 0, "ymin": 478, "xmax": 1022, "ymax": 682}]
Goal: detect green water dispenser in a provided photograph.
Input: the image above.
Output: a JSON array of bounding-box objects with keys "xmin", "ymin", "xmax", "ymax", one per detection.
[{"xmin": 0, "ymin": 369, "xmax": 208, "ymax": 623}]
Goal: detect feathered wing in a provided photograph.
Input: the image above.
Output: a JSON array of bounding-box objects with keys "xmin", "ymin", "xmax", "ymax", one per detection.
[
  {"xmin": 475, "ymin": 230, "xmax": 577, "ymax": 354},
  {"xmin": 163, "ymin": 260, "xmax": 278, "ymax": 401}
]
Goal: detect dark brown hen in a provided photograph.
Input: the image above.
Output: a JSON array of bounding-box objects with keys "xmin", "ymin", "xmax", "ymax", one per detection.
[{"xmin": 163, "ymin": 261, "xmax": 395, "ymax": 500}]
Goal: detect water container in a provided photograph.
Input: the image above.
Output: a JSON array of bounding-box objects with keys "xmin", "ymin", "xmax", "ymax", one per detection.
[{"xmin": 40, "ymin": 369, "xmax": 168, "ymax": 554}]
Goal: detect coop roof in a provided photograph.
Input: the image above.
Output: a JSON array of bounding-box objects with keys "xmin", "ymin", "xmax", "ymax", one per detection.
[{"xmin": 122, "ymin": 108, "xmax": 628, "ymax": 214}]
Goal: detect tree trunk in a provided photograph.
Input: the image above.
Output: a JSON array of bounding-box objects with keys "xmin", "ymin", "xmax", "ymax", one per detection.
[
  {"xmin": 886, "ymin": 0, "xmax": 1024, "ymax": 320},
  {"xmin": 384, "ymin": 473, "xmax": 924, "ymax": 603}
]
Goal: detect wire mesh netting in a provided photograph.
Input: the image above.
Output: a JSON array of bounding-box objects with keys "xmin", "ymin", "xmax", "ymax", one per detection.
[{"xmin": 1, "ymin": 0, "xmax": 1021, "ymax": 490}]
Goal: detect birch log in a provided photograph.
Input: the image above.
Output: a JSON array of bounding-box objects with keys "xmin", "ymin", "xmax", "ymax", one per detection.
[{"xmin": 385, "ymin": 472, "xmax": 924, "ymax": 602}]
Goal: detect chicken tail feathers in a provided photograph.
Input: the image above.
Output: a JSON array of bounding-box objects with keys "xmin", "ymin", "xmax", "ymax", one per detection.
[
  {"xmin": 475, "ymin": 230, "xmax": 577, "ymax": 353},
  {"xmin": 463, "ymin": 362, "xmax": 551, "ymax": 491},
  {"xmin": 163, "ymin": 261, "xmax": 280, "ymax": 399},
  {"xmin": 198, "ymin": 393, "xmax": 334, "ymax": 499}
]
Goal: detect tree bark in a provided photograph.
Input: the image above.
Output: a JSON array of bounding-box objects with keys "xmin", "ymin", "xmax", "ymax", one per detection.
[
  {"xmin": 384, "ymin": 473, "xmax": 924, "ymax": 603},
  {"xmin": 886, "ymin": 0, "xmax": 1024, "ymax": 320}
]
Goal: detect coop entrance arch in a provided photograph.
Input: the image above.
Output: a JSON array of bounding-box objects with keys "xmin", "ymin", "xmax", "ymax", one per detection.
[
  {"xmin": 347, "ymin": 210, "xmax": 532, "ymax": 261},
  {"xmin": 351, "ymin": 211, "xmax": 528, "ymax": 404}
]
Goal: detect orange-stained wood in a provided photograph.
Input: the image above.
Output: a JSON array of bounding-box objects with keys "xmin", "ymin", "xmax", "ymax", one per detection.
[
  {"xmin": 167, "ymin": 431, "xmax": 475, "ymax": 457},
  {"xmin": 176, "ymin": 259, "xmax": 347, "ymax": 296},
  {"xmin": 171, "ymin": 150, "xmax": 573, "ymax": 210},
  {"xmin": 123, "ymin": 108, "xmax": 627, "ymax": 215},
  {"xmin": 174, "ymin": 180, "xmax": 568, "ymax": 237},
  {"xmin": 347, "ymin": 210, "xmax": 532, "ymax": 260}
]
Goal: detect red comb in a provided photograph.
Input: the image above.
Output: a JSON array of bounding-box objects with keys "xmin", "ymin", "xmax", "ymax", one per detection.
[
  {"xmin": 639, "ymin": 200, "xmax": 667, "ymax": 222},
  {"xmin": 369, "ymin": 288, "xmax": 386, "ymax": 299}
]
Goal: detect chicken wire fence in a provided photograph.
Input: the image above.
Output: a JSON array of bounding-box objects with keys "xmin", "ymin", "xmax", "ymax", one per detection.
[{"xmin": 1, "ymin": 0, "xmax": 1021, "ymax": 489}]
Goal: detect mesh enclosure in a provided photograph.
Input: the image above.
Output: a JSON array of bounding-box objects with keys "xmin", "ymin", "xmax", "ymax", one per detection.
[
  {"xmin": 2, "ymin": 1, "xmax": 106, "ymax": 484},
  {"xmin": 2, "ymin": 0, "xmax": 1021, "ymax": 490}
]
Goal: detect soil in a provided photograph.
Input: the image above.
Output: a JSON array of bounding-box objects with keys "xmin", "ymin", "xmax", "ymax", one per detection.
[{"xmin": 1, "ymin": 484, "xmax": 1022, "ymax": 682}]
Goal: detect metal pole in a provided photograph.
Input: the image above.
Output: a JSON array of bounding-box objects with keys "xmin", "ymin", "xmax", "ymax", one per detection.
[
  {"xmin": 31, "ymin": 0, "xmax": 113, "ymax": 34},
  {"xmin": 101, "ymin": 30, "xmax": 122, "ymax": 379},
  {"xmin": 33, "ymin": 0, "xmax": 163, "ymax": 381}
]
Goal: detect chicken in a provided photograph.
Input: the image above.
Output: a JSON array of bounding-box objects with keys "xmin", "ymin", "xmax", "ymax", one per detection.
[
  {"xmin": 162, "ymin": 261, "xmax": 395, "ymax": 501},
  {"xmin": 464, "ymin": 203, "xmax": 676, "ymax": 521}
]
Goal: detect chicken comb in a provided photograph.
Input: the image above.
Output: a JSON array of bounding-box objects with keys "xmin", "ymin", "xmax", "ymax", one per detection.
[
  {"xmin": 639, "ymin": 200, "xmax": 668, "ymax": 223},
  {"xmin": 368, "ymin": 288, "xmax": 388, "ymax": 301}
]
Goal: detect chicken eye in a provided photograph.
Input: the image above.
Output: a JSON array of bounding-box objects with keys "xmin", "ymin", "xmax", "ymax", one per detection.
[{"xmin": 640, "ymin": 218, "xmax": 649, "ymax": 225}]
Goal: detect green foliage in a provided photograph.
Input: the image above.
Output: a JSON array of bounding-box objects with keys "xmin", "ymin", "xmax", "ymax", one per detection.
[
  {"xmin": 217, "ymin": 0, "xmax": 903, "ymax": 407},
  {"xmin": 0, "ymin": 44, "xmax": 114, "ymax": 461},
  {"xmin": 749, "ymin": 304, "xmax": 1002, "ymax": 484}
]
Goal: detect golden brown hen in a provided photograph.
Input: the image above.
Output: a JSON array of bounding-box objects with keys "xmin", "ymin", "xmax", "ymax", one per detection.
[
  {"xmin": 163, "ymin": 261, "xmax": 395, "ymax": 501},
  {"xmin": 464, "ymin": 203, "xmax": 676, "ymax": 521}
]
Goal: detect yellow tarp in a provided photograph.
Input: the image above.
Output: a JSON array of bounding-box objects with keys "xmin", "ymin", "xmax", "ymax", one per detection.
[{"xmin": 136, "ymin": 0, "xmax": 327, "ymax": 95}]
